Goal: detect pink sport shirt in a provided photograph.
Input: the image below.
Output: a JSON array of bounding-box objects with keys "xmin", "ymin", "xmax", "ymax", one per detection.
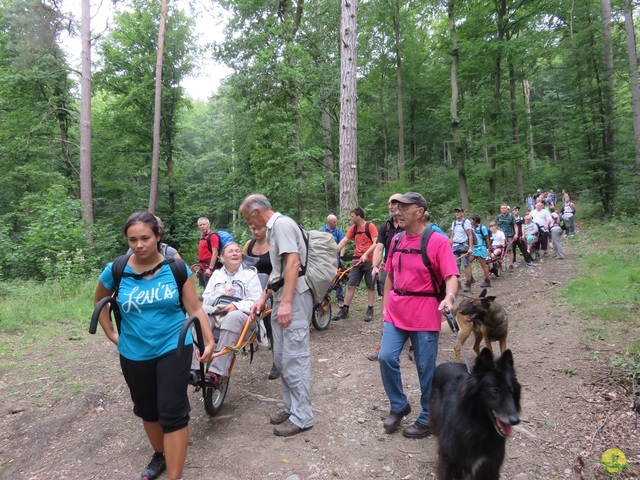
[{"xmin": 384, "ymin": 230, "xmax": 459, "ymax": 331}]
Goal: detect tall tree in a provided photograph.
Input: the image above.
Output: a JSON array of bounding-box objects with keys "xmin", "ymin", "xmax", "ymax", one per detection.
[
  {"xmin": 149, "ymin": 0, "xmax": 167, "ymax": 213},
  {"xmin": 622, "ymin": 0, "xmax": 640, "ymax": 187},
  {"xmin": 390, "ymin": 0, "xmax": 405, "ymax": 182},
  {"xmin": 0, "ymin": 0, "xmax": 77, "ymax": 212},
  {"xmin": 80, "ymin": 0, "xmax": 93, "ymax": 229},
  {"xmin": 599, "ymin": 0, "xmax": 616, "ymax": 214},
  {"xmin": 448, "ymin": 0, "xmax": 469, "ymax": 211},
  {"xmin": 339, "ymin": 0, "xmax": 358, "ymax": 216},
  {"xmin": 95, "ymin": 0, "xmax": 196, "ymax": 223}
]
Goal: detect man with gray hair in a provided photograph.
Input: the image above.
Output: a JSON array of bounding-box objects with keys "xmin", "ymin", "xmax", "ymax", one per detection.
[{"xmin": 241, "ymin": 194, "xmax": 314, "ymax": 437}]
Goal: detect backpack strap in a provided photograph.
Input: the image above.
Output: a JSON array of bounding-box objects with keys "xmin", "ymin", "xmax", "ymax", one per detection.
[
  {"xmin": 390, "ymin": 227, "xmax": 442, "ymax": 299},
  {"xmin": 267, "ymin": 216, "xmax": 306, "ymax": 293},
  {"xmin": 111, "ymin": 253, "xmax": 133, "ymax": 298},
  {"xmin": 419, "ymin": 227, "xmax": 441, "ymax": 298},
  {"xmin": 111, "ymin": 254, "xmax": 188, "ymax": 311},
  {"xmin": 364, "ymin": 221, "xmax": 373, "ymax": 242},
  {"xmin": 166, "ymin": 257, "xmax": 188, "ymax": 311},
  {"xmin": 353, "ymin": 221, "xmax": 373, "ymax": 242}
]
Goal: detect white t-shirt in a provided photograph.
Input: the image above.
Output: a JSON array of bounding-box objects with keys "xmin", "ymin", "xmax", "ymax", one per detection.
[
  {"xmin": 491, "ymin": 230, "xmax": 506, "ymax": 247},
  {"xmin": 530, "ymin": 208, "xmax": 552, "ymax": 228}
]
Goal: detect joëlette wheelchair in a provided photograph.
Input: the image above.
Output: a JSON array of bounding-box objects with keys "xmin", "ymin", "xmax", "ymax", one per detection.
[{"xmin": 177, "ymin": 295, "xmax": 259, "ymax": 416}]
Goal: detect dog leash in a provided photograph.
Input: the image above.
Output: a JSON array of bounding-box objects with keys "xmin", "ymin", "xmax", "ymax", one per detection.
[{"xmin": 443, "ymin": 307, "xmax": 472, "ymax": 373}]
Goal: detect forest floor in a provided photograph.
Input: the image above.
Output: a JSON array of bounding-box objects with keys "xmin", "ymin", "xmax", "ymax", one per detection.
[{"xmin": 0, "ymin": 236, "xmax": 639, "ymax": 480}]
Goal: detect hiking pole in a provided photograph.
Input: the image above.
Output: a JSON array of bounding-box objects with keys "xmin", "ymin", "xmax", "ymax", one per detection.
[{"xmin": 442, "ymin": 307, "xmax": 471, "ymax": 374}]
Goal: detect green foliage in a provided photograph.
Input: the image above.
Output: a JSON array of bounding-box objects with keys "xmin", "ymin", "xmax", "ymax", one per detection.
[
  {"xmin": 563, "ymin": 218, "xmax": 640, "ymax": 402},
  {"xmin": 565, "ymin": 227, "xmax": 640, "ymax": 323},
  {"xmin": 0, "ymin": 184, "xmax": 101, "ymax": 280},
  {"xmin": 0, "ymin": 275, "xmax": 95, "ymax": 334}
]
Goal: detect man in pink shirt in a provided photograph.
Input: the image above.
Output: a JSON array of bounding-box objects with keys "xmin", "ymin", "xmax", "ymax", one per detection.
[{"xmin": 379, "ymin": 192, "xmax": 459, "ymax": 439}]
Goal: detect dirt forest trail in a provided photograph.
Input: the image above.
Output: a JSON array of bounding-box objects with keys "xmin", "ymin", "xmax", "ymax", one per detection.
[{"xmin": 0, "ymin": 237, "xmax": 638, "ymax": 479}]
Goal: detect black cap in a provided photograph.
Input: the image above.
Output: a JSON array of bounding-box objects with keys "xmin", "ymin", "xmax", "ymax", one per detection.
[
  {"xmin": 513, "ymin": 205, "xmax": 520, "ymax": 210},
  {"xmin": 396, "ymin": 192, "xmax": 428, "ymax": 210},
  {"xmin": 454, "ymin": 206, "xmax": 464, "ymax": 212}
]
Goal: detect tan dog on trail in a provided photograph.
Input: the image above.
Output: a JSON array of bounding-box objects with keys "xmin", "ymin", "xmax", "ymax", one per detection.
[{"xmin": 454, "ymin": 289, "xmax": 509, "ymax": 363}]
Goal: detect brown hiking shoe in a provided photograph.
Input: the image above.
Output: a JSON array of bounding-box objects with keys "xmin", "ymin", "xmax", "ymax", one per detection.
[
  {"xmin": 480, "ymin": 279, "xmax": 492, "ymax": 288},
  {"xmin": 273, "ymin": 419, "xmax": 313, "ymax": 437},
  {"xmin": 269, "ymin": 409, "xmax": 290, "ymax": 425}
]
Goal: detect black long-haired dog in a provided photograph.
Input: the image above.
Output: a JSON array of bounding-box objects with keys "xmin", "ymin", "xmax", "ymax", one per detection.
[{"xmin": 429, "ymin": 348, "xmax": 521, "ymax": 480}]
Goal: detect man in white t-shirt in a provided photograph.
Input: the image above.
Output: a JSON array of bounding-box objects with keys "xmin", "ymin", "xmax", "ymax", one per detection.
[
  {"xmin": 449, "ymin": 207, "xmax": 474, "ymax": 291},
  {"xmin": 529, "ymin": 202, "xmax": 553, "ymax": 255}
]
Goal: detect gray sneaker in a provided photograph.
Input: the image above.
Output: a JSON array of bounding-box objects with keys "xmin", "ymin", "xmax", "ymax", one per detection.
[{"xmin": 364, "ymin": 306, "xmax": 374, "ymax": 322}]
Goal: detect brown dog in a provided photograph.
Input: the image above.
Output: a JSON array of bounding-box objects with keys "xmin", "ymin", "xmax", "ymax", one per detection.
[{"xmin": 454, "ymin": 289, "xmax": 509, "ymax": 363}]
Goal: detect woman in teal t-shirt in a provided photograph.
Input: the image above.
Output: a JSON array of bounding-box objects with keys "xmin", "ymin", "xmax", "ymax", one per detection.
[
  {"xmin": 470, "ymin": 214, "xmax": 493, "ymax": 289},
  {"xmin": 94, "ymin": 212, "xmax": 215, "ymax": 480}
]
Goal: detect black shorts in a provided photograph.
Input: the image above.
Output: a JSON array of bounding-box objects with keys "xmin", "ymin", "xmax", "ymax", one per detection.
[
  {"xmin": 347, "ymin": 261, "xmax": 374, "ymax": 290},
  {"xmin": 120, "ymin": 345, "xmax": 193, "ymax": 433}
]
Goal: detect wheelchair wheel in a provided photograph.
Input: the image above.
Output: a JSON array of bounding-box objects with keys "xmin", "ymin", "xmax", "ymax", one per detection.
[
  {"xmin": 311, "ymin": 295, "xmax": 331, "ymax": 331},
  {"xmin": 204, "ymin": 376, "xmax": 229, "ymax": 416}
]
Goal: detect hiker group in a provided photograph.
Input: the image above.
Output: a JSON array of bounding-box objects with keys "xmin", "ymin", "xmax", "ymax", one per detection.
[{"xmin": 93, "ymin": 189, "xmax": 576, "ymax": 480}]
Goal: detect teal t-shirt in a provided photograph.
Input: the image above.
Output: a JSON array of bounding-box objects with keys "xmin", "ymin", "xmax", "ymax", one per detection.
[
  {"xmin": 99, "ymin": 261, "xmax": 193, "ymax": 361},
  {"xmin": 472, "ymin": 225, "xmax": 489, "ymax": 257}
]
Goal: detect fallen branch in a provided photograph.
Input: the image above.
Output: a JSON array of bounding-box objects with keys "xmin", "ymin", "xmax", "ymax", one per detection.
[{"xmin": 245, "ymin": 391, "xmax": 281, "ymax": 403}]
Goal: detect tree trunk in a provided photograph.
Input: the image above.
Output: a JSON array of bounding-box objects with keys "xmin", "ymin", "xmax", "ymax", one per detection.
[
  {"xmin": 80, "ymin": 0, "xmax": 93, "ymax": 232},
  {"xmin": 489, "ymin": 0, "xmax": 506, "ymax": 203},
  {"xmin": 322, "ymin": 98, "xmax": 336, "ymax": 211},
  {"xmin": 599, "ymin": 0, "xmax": 616, "ymax": 214},
  {"xmin": 149, "ymin": 0, "xmax": 167, "ymax": 214},
  {"xmin": 522, "ymin": 77, "xmax": 535, "ymax": 173},
  {"xmin": 509, "ymin": 59, "xmax": 523, "ymax": 203},
  {"xmin": 408, "ymin": 97, "xmax": 416, "ymax": 184},
  {"xmin": 623, "ymin": 0, "xmax": 640, "ymax": 187},
  {"xmin": 379, "ymin": 71, "xmax": 390, "ymax": 180},
  {"xmin": 339, "ymin": 0, "xmax": 358, "ymax": 218},
  {"xmin": 448, "ymin": 0, "xmax": 469, "ymax": 211},
  {"xmin": 391, "ymin": 0, "xmax": 405, "ymax": 183}
]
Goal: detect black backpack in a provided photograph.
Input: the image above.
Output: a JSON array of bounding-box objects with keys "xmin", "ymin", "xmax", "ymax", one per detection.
[
  {"xmin": 391, "ymin": 226, "xmax": 446, "ymax": 301},
  {"xmin": 352, "ymin": 221, "xmax": 374, "ymax": 242},
  {"xmin": 111, "ymin": 254, "xmax": 189, "ymax": 310}
]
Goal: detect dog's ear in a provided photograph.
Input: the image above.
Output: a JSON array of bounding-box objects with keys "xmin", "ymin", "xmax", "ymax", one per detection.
[
  {"xmin": 472, "ymin": 347, "xmax": 495, "ymax": 375},
  {"xmin": 481, "ymin": 296, "xmax": 497, "ymax": 304},
  {"xmin": 497, "ymin": 349, "xmax": 514, "ymax": 368},
  {"xmin": 497, "ymin": 350, "xmax": 521, "ymax": 411},
  {"xmin": 479, "ymin": 288, "xmax": 487, "ymax": 298}
]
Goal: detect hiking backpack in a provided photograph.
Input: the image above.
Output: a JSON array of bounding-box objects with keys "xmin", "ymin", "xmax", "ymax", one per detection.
[
  {"xmin": 353, "ymin": 221, "xmax": 374, "ymax": 243},
  {"xmin": 206, "ymin": 230, "xmax": 235, "ymax": 253},
  {"xmin": 300, "ymin": 227, "xmax": 339, "ymax": 303},
  {"xmin": 269, "ymin": 218, "xmax": 338, "ymax": 303},
  {"xmin": 452, "ymin": 219, "xmax": 479, "ymax": 246},
  {"xmin": 391, "ymin": 226, "xmax": 446, "ymax": 301},
  {"xmin": 474, "ymin": 224, "xmax": 490, "ymax": 248},
  {"xmin": 111, "ymin": 253, "xmax": 189, "ymax": 310}
]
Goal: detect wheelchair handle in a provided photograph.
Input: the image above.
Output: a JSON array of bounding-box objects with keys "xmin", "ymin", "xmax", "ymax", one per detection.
[
  {"xmin": 90, "ymin": 297, "xmax": 121, "ymax": 335},
  {"xmin": 176, "ymin": 315, "xmax": 204, "ymax": 359}
]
